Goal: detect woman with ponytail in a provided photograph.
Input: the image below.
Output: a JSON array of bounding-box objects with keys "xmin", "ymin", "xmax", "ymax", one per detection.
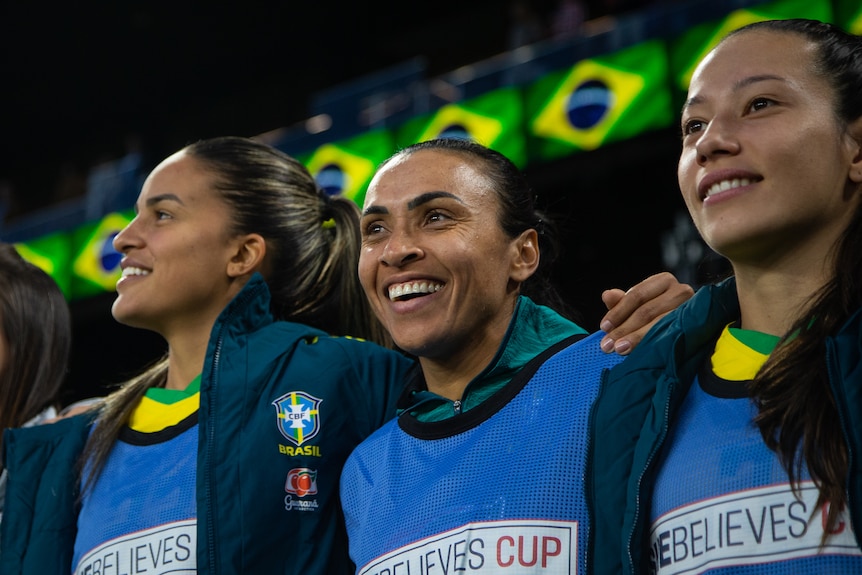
[
  {"xmin": 0, "ymin": 136, "xmax": 412, "ymax": 574},
  {"xmin": 0, "ymin": 136, "xmax": 688, "ymax": 574}
]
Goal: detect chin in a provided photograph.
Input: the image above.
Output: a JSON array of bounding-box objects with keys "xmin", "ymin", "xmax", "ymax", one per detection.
[
  {"xmin": 110, "ymin": 302, "xmax": 149, "ymax": 330},
  {"xmin": 388, "ymin": 333, "xmax": 432, "ymax": 358}
]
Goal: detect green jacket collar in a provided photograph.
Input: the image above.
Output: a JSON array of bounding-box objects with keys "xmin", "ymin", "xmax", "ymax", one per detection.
[{"xmin": 401, "ymin": 295, "xmax": 586, "ymax": 421}]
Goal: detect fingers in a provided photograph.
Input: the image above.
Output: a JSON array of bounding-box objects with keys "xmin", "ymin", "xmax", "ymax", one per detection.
[
  {"xmin": 599, "ymin": 272, "xmax": 694, "ymax": 355},
  {"xmin": 46, "ymin": 397, "xmax": 104, "ymax": 423},
  {"xmin": 601, "ymin": 288, "xmax": 625, "ymax": 312}
]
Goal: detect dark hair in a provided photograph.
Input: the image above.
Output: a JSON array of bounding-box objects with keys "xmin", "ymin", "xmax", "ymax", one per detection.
[
  {"xmin": 385, "ymin": 138, "xmax": 577, "ymax": 319},
  {"xmin": 0, "ymin": 243, "xmax": 71, "ymax": 448},
  {"xmin": 82, "ymin": 136, "xmax": 389, "ymax": 492},
  {"xmin": 725, "ymin": 19, "xmax": 862, "ymax": 537},
  {"xmin": 185, "ymin": 136, "xmax": 387, "ymax": 342}
]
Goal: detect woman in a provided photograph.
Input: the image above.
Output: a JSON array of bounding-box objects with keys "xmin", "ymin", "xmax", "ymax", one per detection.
[
  {"xmin": 0, "ymin": 137, "xmax": 681, "ymax": 574},
  {"xmin": 590, "ymin": 19, "xmax": 862, "ymax": 574},
  {"xmin": 0, "ymin": 136, "xmax": 413, "ymax": 574},
  {"xmin": 0, "ymin": 243, "xmax": 71, "ymax": 523},
  {"xmin": 340, "ymin": 138, "xmax": 693, "ymax": 574}
]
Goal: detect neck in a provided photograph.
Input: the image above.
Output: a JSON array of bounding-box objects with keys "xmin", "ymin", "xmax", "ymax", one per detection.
[
  {"xmin": 733, "ymin": 254, "xmax": 832, "ymax": 337},
  {"xmin": 419, "ymin": 307, "xmax": 516, "ymax": 401},
  {"xmin": 163, "ymin": 324, "xmax": 213, "ymax": 391},
  {"xmin": 419, "ymin": 354, "xmax": 494, "ymax": 402}
]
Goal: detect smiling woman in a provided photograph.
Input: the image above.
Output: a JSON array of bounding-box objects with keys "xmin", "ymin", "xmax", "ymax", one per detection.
[
  {"xmin": 0, "ymin": 136, "xmax": 413, "ymax": 575},
  {"xmin": 341, "ymin": 138, "xmax": 693, "ymax": 575},
  {"xmin": 589, "ymin": 19, "xmax": 862, "ymax": 575}
]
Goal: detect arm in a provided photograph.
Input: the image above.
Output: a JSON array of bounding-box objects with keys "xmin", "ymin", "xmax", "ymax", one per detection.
[{"xmin": 598, "ymin": 271, "xmax": 693, "ymax": 355}]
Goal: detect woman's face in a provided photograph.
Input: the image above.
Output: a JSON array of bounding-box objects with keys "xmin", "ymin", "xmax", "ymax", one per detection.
[
  {"xmin": 677, "ymin": 29, "xmax": 862, "ymax": 266},
  {"xmin": 358, "ymin": 149, "xmax": 535, "ymax": 366},
  {"xmin": 111, "ymin": 151, "xmax": 243, "ymax": 337}
]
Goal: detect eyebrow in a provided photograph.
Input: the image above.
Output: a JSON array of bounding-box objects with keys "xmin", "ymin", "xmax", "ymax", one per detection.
[
  {"xmin": 362, "ymin": 191, "xmax": 462, "ymax": 216},
  {"xmin": 134, "ymin": 193, "xmax": 184, "ymax": 214},
  {"xmin": 682, "ymin": 74, "xmax": 786, "ymax": 113}
]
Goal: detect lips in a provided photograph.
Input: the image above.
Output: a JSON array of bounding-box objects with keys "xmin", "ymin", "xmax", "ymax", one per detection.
[
  {"xmin": 705, "ymin": 177, "xmax": 753, "ymax": 199},
  {"xmin": 698, "ymin": 170, "xmax": 762, "ymax": 200},
  {"xmin": 121, "ymin": 266, "xmax": 151, "ymax": 277},
  {"xmin": 387, "ymin": 280, "xmax": 443, "ymax": 301}
]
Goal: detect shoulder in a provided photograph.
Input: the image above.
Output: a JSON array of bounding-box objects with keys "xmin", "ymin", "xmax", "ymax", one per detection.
[
  {"xmin": 545, "ymin": 331, "xmax": 626, "ymax": 371},
  {"xmin": 344, "ymin": 416, "xmax": 403, "ymax": 465},
  {"xmin": 3, "ymin": 414, "xmax": 91, "ymax": 489},
  {"xmin": 614, "ymin": 278, "xmax": 739, "ymax": 372},
  {"xmin": 5, "ymin": 412, "xmax": 92, "ymax": 448},
  {"xmin": 301, "ymin": 333, "xmax": 413, "ymax": 368}
]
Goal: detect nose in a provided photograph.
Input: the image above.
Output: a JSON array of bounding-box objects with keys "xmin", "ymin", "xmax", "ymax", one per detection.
[
  {"xmin": 379, "ymin": 228, "xmax": 423, "ymax": 267},
  {"xmin": 112, "ymin": 216, "xmax": 141, "ymax": 254},
  {"xmin": 694, "ymin": 117, "xmax": 740, "ymax": 165}
]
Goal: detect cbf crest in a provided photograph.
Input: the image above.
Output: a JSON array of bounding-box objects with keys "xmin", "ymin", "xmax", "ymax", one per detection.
[{"xmin": 273, "ymin": 391, "xmax": 322, "ymax": 446}]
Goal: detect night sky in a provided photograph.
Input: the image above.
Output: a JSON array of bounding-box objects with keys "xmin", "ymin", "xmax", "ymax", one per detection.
[
  {"xmin": 1, "ymin": 0, "xmax": 687, "ymax": 403},
  {"xmin": 1, "ymin": 0, "xmax": 524, "ymax": 216}
]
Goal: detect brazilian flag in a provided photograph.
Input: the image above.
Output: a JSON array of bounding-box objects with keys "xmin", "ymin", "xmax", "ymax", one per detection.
[
  {"xmin": 395, "ymin": 87, "xmax": 526, "ymax": 168},
  {"xmin": 14, "ymin": 231, "xmax": 74, "ymax": 299},
  {"xmin": 70, "ymin": 210, "xmax": 133, "ymax": 300},
  {"xmin": 525, "ymin": 39, "xmax": 672, "ymax": 162},
  {"xmin": 669, "ymin": 0, "xmax": 832, "ymax": 99},
  {"xmin": 835, "ymin": 0, "xmax": 862, "ymax": 34},
  {"xmin": 298, "ymin": 129, "xmax": 395, "ymax": 210}
]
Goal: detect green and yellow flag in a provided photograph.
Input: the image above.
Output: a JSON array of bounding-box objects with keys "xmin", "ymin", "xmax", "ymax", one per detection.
[
  {"xmin": 14, "ymin": 232, "xmax": 74, "ymax": 299},
  {"xmin": 670, "ymin": 0, "xmax": 832, "ymax": 96},
  {"xmin": 70, "ymin": 210, "xmax": 133, "ymax": 299},
  {"xmin": 299, "ymin": 129, "xmax": 395, "ymax": 209},
  {"xmin": 395, "ymin": 87, "xmax": 526, "ymax": 167},
  {"xmin": 835, "ymin": 0, "xmax": 862, "ymax": 34},
  {"xmin": 525, "ymin": 38, "xmax": 672, "ymax": 162}
]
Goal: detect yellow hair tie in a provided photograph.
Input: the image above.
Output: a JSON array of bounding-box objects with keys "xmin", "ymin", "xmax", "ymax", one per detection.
[{"xmin": 322, "ymin": 218, "xmax": 336, "ymax": 229}]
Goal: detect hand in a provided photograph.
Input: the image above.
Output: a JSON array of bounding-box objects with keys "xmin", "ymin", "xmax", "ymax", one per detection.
[
  {"xmin": 43, "ymin": 397, "xmax": 103, "ymax": 423},
  {"xmin": 598, "ymin": 272, "xmax": 693, "ymax": 355}
]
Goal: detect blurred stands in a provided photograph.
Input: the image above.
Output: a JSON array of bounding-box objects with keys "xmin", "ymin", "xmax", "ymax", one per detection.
[
  {"xmin": 8, "ymin": 0, "xmax": 852, "ymax": 403},
  {"xmin": 1, "ymin": 0, "xmax": 781, "ymax": 245}
]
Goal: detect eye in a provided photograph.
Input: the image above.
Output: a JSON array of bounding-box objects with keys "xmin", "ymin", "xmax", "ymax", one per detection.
[
  {"xmin": 748, "ymin": 97, "xmax": 774, "ymax": 113},
  {"xmin": 681, "ymin": 118, "xmax": 705, "ymax": 137},
  {"xmin": 155, "ymin": 210, "xmax": 173, "ymax": 220},
  {"xmin": 362, "ymin": 221, "xmax": 386, "ymax": 237},
  {"xmin": 425, "ymin": 210, "xmax": 450, "ymax": 224}
]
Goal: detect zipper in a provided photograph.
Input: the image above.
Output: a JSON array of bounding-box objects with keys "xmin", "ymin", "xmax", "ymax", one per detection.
[
  {"xmin": 453, "ymin": 400, "xmax": 462, "ymax": 415},
  {"xmin": 627, "ymin": 375, "xmax": 674, "ymax": 575},
  {"xmin": 205, "ymin": 327, "xmax": 225, "ymax": 572},
  {"xmin": 204, "ymin": 285, "xmax": 259, "ymax": 573},
  {"xmin": 584, "ymin": 367, "xmax": 609, "ymax": 572}
]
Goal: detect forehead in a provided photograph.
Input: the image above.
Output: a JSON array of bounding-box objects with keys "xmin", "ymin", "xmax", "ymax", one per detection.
[
  {"xmin": 140, "ymin": 151, "xmax": 218, "ymax": 204},
  {"xmin": 364, "ymin": 149, "xmax": 496, "ymax": 208},
  {"xmin": 691, "ymin": 30, "xmax": 818, "ymax": 88}
]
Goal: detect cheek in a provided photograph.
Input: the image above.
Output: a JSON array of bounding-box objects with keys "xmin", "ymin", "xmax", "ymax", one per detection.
[
  {"xmin": 357, "ymin": 251, "xmax": 377, "ymax": 292},
  {"xmin": 677, "ymin": 158, "xmax": 701, "ymax": 213},
  {"xmin": 677, "ymin": 152, "xmax": 696, "ymax": 192}
]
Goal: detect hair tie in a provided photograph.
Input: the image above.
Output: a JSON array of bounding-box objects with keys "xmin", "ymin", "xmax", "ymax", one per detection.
[{"xmin": 322, "ymin": 218, "xmax": 336, "ymax": 229}]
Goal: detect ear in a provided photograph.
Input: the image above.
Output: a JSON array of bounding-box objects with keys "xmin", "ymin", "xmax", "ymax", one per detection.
[
  {"xmin": 847, "ymin": 116, "xmax": 862, "ymax": 184},
  {"xmin": 509, "ymin": 228, "xmax": 540, "ymax": 283},
  {"xmin": 226, "ymin": 233, "xmax": 266, "ymax": 278}
]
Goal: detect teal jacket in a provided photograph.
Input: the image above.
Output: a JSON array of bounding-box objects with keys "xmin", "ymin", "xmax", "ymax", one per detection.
[
  {"xmin": 588, "ymin": 278, "xmax": 862, "ymax": 575},
  {"xmin": 0, "ymin": 274, "xmax": 413, "ymax": 575}
]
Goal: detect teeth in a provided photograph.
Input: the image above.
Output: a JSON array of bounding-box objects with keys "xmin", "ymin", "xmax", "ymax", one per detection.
[
  {"xmin": 388, "ymin": 281, "xmax": 442, "ymax": 301},
  {"xmin": 706, "ymin": 178, "xmax": 751, "ymax": 197},
  {"xmin": 122, "ymin": 267, "xmax": 150, "ymax": 277}
]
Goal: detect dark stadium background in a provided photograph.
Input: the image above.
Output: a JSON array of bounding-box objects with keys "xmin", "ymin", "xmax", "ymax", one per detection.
[{"xmin": 1, "ymin": 0, "xmax": 699, "ymax": 404}]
